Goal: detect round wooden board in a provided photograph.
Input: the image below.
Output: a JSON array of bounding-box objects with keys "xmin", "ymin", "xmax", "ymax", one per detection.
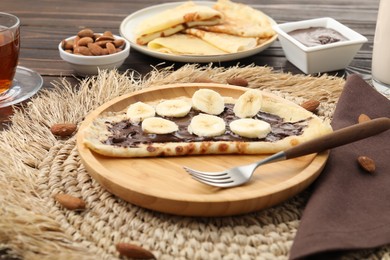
[{"xmin": 76, "ymin": 83, "xmax": 329, "ymax": 217}]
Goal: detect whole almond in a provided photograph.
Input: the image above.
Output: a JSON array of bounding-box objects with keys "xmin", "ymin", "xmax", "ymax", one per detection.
[
  {"xmin": 113, "ymin": 39, "xmax": 125, "ymax": 48},
  {"xmin": 54, "ymin": 194, "xmax": 86, "ymax": 210},
  {"xmin": 62, "ymin": 39, "xmax": 74, "ymax": 50},
  {"xmin": 77, "ymin": 36, "xmax": 94, "ymax": 46},
  {"xmin": 226, "ymin": 77, "xmax": 248, "ymax": 87},
  {"xmin": 77, "ymin": 28, "xmax": 94, "ymax": 38},
  {"xmin": 193, "ymin": 76, "xmax": 215, "ymax": 83},
  {"xmin": 358, "ymin": 113, "xmax": 371, "ymax": 123},
  {"xmin": 103, "ymin": 31, "xmax": 114, "ymax": 37},
  {"xmin": 300, "ymin": 99, "xmax": 320, "ymax": 112},
  {"xmin": 88, "ymin": 42, "xmax": 104, "ymax": 56},
  {"xmin": 95, "ymin": 35, "xmax": 115, "ymax": 42},
  {"xmin": 116, "ymin": 243, "xmax": 155, "ymax": 259},
  {"xmin": 74, "ymin": 46, "xmax": 92, "ymax": 56},
  {"xmin": 357, "ymin": 156, "xmax": 376, "ymax": 173},
  {"xmin": 73, "ymin": 36, "xmax": 80, "ymax": 49},
  {"xmin": 106, "ymin": 42, "xmax": 117, "ymax": 54},
  {"xmin": 50, "ymin": 123, "xmax": 77, "ymax": 137}
]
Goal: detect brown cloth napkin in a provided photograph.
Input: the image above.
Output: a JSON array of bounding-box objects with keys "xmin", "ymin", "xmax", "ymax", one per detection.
[{"xmin": 289, "ymin": 74, "xmax": 390, "ymax": 259}]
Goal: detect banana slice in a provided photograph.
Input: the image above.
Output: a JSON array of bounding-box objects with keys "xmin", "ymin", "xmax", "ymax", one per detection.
[
  {"xmin": 192, "ymin": 89, "xmax": 225, "ymax": 115},
  {"xmin": 142, "ymin": 117, "xmax": 178, "ymax": 134},
  {"xmin": 229, "ymin": 118, "xmax": 271, "ymax": 139},
  {"xmin": 233, "ymin": 89, "xmax": 263, "ymax": 118},
  {"xmin": 188, "ymin": 113, "xmax": 226, "ymax": 137},
  {"xmin": 155, "ymin": 99, "xmax": 192, "ymax": 117},
  {"xmin": 126, "ymin": 101, "xmax": 156, "ymax": 123}
]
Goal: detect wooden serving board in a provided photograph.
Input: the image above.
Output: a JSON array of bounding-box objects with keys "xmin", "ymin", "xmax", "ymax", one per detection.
[{"xmin": 76, "ymin": 83, "xmax": 329, "ymax": 217}]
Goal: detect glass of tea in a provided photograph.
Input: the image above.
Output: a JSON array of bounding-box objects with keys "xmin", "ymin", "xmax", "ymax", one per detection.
[{"xmin": 0, "ymin": 12, "xmax": 20, "ymax": 97}]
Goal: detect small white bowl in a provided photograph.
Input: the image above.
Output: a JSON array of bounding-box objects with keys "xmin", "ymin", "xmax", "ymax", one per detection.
[
  {"xmin": 58, "ymin": 34, "xmax": 130, "ymax": 76},
  {"xmin": 273, "ymin": 17, "xmax": 367, "ymax": 74}
]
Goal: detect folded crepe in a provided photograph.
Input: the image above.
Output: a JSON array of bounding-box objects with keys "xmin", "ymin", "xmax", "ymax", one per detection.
[
  {"xmin": 135, "ymin": 1, "xmax": 223, "ymax": 45},
  {"xmin": 184, "ymin": 28, "xmax": 257, "ymax": 53},
  {"xmin": 147, "ymin": 33, "xmax": 228, "ymax": 55},
  {"xmin": 199, "ymin": 0, "xmax": 276, "ymax": 38}
]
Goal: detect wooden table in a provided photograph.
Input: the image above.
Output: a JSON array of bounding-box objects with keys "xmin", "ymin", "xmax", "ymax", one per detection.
[{"xmin": 0, "ymin": 0, "xmax": 379, "ymax": 128}]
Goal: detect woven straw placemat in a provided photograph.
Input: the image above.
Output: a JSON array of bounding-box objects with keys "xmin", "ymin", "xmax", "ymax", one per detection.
[{"xmin": 1, "ymin": 64, "xmax": 386, "ymax": 259}]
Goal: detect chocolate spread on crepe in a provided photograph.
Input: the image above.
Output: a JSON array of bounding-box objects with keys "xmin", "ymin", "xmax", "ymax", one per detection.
[{"xmin": 104, "ymin": 104, "xmax": 309, "ymax": 147}]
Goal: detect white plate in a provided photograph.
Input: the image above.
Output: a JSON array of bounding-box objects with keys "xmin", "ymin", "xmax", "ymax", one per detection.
[{"xmin": 119, "ymin": 1, "xmax": 278, "ymax": 63}]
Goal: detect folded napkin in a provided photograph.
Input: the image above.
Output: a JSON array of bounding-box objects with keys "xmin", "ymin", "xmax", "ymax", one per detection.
[{"xmin": 289, "ymin": 74, "xmax": 390, "ymax": 259}]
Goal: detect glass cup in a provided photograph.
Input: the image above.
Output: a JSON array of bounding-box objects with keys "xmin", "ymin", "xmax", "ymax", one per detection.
[
  {"xmin": 372, "ymin": 0, "xmax": 390, "ymax": 95},
  {"xmin": 0, "ymin": 12, "xmax": 20, "ymax": 97}
]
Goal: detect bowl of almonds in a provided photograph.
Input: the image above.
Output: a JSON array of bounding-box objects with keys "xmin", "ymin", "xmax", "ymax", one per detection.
[{"xmin": 59, "ymin": 28, "xmax": 130, "ymax": 76}]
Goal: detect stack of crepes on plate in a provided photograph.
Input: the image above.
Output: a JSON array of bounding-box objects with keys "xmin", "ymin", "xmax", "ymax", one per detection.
[{"xmin": 134, "ymin": 0, "xmax": 277, "ymax": 55}]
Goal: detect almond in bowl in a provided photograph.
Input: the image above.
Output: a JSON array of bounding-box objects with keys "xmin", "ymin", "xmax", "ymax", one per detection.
[{"xmin": 59, "ymin": 29, "xmax": 130, "ymax": 76}]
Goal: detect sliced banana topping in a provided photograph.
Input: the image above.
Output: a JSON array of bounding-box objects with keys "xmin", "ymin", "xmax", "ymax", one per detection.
[
  {"xmin": 192, "ymin": 89, "xmax": 225, "ymax": 115},
  {"xmin": 229, "ymin": 118, "xmax": 271, "ymax": 139},
  {"xmin": 126, "ymin": 101, "xmax": 156, "ymax": 123},
  {"xmin": 233, "ymin": 89, "xmax": 263, "ymax": 118},
  {"xmin": 155, "ymin": 99, "xmax": 192, "ymax": 117},
  {"xmin": 142, "ymin": 117, "xmax": 179, "ymax": 134},
  {"xmin": 188, "ymin": 113, "xmax": 226, "ymax": 137}
]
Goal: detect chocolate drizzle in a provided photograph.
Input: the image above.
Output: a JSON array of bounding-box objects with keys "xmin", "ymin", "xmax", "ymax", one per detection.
[{"xmin": 104, "ymin": 104, "xmax": 309, "ymax": 148}]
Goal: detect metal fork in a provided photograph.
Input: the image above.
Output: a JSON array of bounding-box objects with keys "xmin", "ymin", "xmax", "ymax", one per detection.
[{"xmin": 183, "ymin": 117, "xmax": 390, "ymax": 188}]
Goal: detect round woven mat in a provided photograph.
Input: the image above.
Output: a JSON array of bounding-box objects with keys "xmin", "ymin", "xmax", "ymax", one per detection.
[{"xmin": 5, "ymin": 64, "xmax": 382, "ymax": 259}]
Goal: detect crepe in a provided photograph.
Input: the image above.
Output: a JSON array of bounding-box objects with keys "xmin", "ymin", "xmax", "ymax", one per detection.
[
  {"xmin": 199, "ymin": 0, "xmax": 276, "ymax": 38},
  {"xmin": 184, "ymin": 28, "xmax": 257, "ymax": 53},
  {"xmin": 147, "ymin": 34, "xmax": 228, "ymax": 55},
  {"xmin": 82, "ymin": 90, "xmax": 332, "ymax": 158},
  {"xmin": 135, "ymin": 1, "xmax": 223, "ymax": 45}
]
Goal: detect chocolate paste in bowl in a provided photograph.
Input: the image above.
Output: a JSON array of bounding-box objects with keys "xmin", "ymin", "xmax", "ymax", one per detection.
[{"xmin": 288, "ymin": 27, "xmax": 348, "ymax": 47}]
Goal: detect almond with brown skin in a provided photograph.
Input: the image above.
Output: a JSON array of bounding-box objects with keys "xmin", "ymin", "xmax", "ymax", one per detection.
[
  {"xmin": 106, "ymin": 42, "xmax": 117, "ymax": 54},
  {"xmin": 358, "ymin": 113, "xmax": 371, "ymax": 123},
  {"xmin": 77, "ymin": 37, "xmax": 94, "ymax": 47},
  {"xmin": 50, "ymin": 123, "xmax": 77, "ymax": 137},
  {"xmin": 357, "ymin": 156, "xmax": 376, "ymax": 173},
  {"xmin": 300, "ymin": 99, "xmax": 320, "ymax": 112},
  {"xmin": 193, "ymin": 76, "xmax": 215, "ymax": 83},
  {"xmin": 116, "ymin": 243, "xmax": 155, "ymax": 259},
  {"xmin": 54, "ymin": 194, "xmax": 86, "ymax": 210},
  {"xmin": 74, "ymin": 46, "xmax": 92, "ymax": 56},
  {"xmin": 226, "ymin": 77, "xmax": 248, "ymax": 87},
  {"xmin": 77, "ymin": 28, "xmax": 94, "ymax": 38},
  {"xmin": 88, "ymin": 42, "xmax": 105, "ymax": 56},
  {"xmin": 113, "ymin": 39, "xmax": 125, "ymax": 48}
]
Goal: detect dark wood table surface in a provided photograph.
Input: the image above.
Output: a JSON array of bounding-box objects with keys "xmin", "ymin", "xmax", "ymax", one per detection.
[{"xmin": 0, "ymin": 0, "xmax": 380, "ymax": 129}]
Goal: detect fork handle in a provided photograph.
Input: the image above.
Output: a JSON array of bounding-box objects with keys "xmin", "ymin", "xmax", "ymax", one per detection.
[{"xmin": 284, "ymin": 117, "xmax": 390, "ymax": 159}]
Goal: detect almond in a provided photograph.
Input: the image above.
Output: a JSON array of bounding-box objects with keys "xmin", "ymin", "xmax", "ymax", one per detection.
[
  {"xmin": 77, "ymin": 36, "xmax": 94, "ymax": 47},
  {"xmin": 106, "ymin": 42, "xmax": 117, "ymax": 54},
  {"xmin": 300, "ymin": 99, "xmax": 320, "ymax": 112},
  {"xmin": 358, "ymin": 113, "xmax": 371, "ymax": 123},
  {"xmin": 226, "ymin": 77, "xmax": 248, "ymax": 87},
  {"xmin": 77, "ymin": 28, "xmax": 94, "ymax": 38},
  {"xmin": 54, "ymin": 194, "xmax": 86, "ymax": 210},
  {"xmin": 50, "ymin": 123, "xmax": 77, "ymax": 137},
  {"xmin": 113, "ymin": 39, "xmax": 125, "ymax": 48},
  {"xmin": 116, "ymin": 243, "xmax": 155, "ymax": 259},
  {"xmin": 103, "ymin": 31, "xmax": 114, "ymax": 37},
  {"xmin": 193, "ymin": 76, "xmax": 215, "ymax": 83},
  {"xmin": 74, "ymin": 46, "xmax": 92, "ymax": 56},
  {"xmin": 357, "ymin": 156, "xmax": 376, "ymax": 173},
  {"xmin": 95, "ymin": 35, "xmax": 115, "ymax": 42},
  {"xmin": 88, "ymin": 42, "xmax": 104, "ymax": 56}
]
